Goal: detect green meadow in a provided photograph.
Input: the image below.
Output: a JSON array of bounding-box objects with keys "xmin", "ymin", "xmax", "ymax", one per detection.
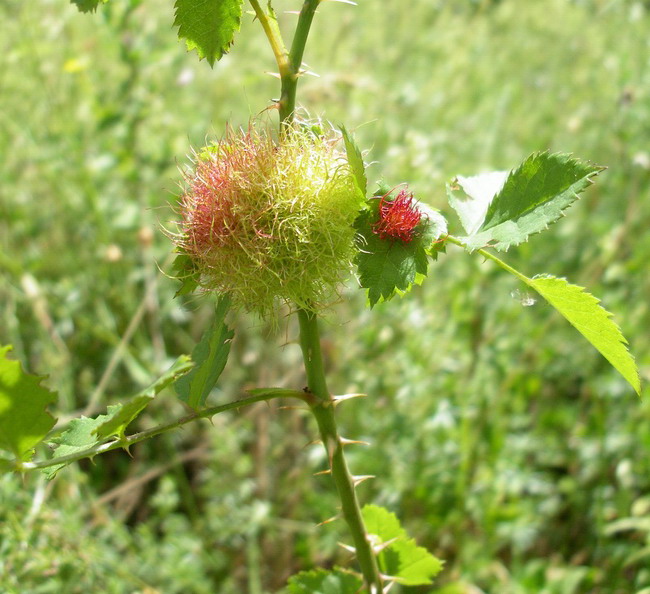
[{"xmin": 1, "ymin": 0, "xmax": 649, "ymax": 591}]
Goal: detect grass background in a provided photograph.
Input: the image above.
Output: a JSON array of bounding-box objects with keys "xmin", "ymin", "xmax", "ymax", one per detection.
[{"xmin": 1, "ymin": 0, "xmax": 650, "ymax": 592}]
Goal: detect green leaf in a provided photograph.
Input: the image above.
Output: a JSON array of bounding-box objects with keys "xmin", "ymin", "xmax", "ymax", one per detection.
[
  {"xmin": 173, "ymin": 0, "xmax": 243, "ymax": 67},
  {"xmin": 0, "ymin": 346, "xmax": 57, "ymax": 461},
  {"xmin": 525, "ymin": 275, "xmax": 640, "ymax": 395},
  {"xmin": 70, "ymin": 0, "xmax": 107, "ymax": 12},
  {"xmin": 362, "ymin": 504, "xmax": 443, "ymax": 586},
  {"xmin": 43, "ymin": 413, "xmax": 112, "ymax": 479},
  {"xmin": 355, "ymin": 197, "xmax": 447, "ymax": 307},
  {"xmin": 94, "ymin": 356, "xmax": 194, "ymax": 440},
  {"xmin": 43, "ymin": 357, "xmax": 194, "ymax": 478},
  {"xmin": 450, "ymin": 152, "xmax": 603, "ymax": 251},
  {"xmin": 286, "ymin": 568, "xmax": 362, "ymax": 594},
  {"xmin": 447, "ymin": 170, "xmax": 509, "ymax": 235},
  {"xmin": 171, "ymin": 252, "xmax": 201, "ymax": 297},
  {"xmin": 175, "ymin": 297, "xmax": 234, "ymax": 410},
  {"xmin": 340, "ymin": 126, "xmax": 367, "ymax": 196}
]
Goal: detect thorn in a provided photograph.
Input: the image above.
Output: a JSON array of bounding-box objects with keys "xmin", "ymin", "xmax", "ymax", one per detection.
[
  {"xmin": 316, "ymin": 514, "xmax": 339, "ymax": 527},
  {"xmin": 277, "ymin": 405, "xmax": 309, "ymax": 411},
  {"xmin": 337, "ymin": 542, "xmax": 356, "ymax": 554},
  {"xmin": 304, "ymin": 439, "xmax": 323, "ymax": 448},
  {"xmin": 313, "ymin": 469, "xmax": 331, "ymax": 476},
  {"xmin": 372, "ymin": 537, "xmax": 399, "ymax": 555},
  {"xmin": 265, "ymin": 71, "xmax": 281, "ymax": 79},
  {"xmin": 297, "ymin": 69, "xmax": 320, "ymax": 78},
  {"xmin": 322, "ymin": 0, "xmax": 357, "ymax": 4},
  {"xmin": 332, "ymin": 393, "xmax": 367, "ymax": 406},
  {"xmin": 340, "ymin": 437, "xmax": 370, "ymax": 446},
  {"xmin": 352, "ymin": 475, "xmax": 375, "ymax": 486},
  {"xmin": 284, "ymin": 10, "xmax": 300, "ymax": 14}
]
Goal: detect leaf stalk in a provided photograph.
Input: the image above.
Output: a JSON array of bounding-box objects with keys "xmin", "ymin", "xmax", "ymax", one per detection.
[
  {"xmin": 19, "ymin": 391, "xmax": 305, "ymax": 472},
  {"xmin": 248, "ymin": 0, "xmax": 291, "ymax": 79}
]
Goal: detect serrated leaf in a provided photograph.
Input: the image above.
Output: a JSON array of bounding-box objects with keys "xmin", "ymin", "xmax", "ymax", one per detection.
[
  {"xmin": 0, "ymin": 345, "xmax": 57, "ymax": 460},
  {"xmin": 362, "ymin": 504, "xmax": 443, "ymax": 586},
  {"xmin": 340, "ymin": 126, "xmax": 367, "ymax": 196},
  {"xmin": 173, "ymin": 0, "xmax": 243, "ymax": 67},
  {"xmin": 451, "ymin": 152, "xmax": 603, "ymax": 251},
  {"xmin": 286, "ymin": 568, "xmax": 362, "ymax": 594},
  {"xmin": 355, "ymin": 197, "xmax": 447, "ymax": 307},
  {"xmin": 383, "ymin": 538, "xmax": 444, "ymax": 586},
  {"xmin": 93, "ymin": 356, "xmax": 193, "ymax": 440},
  {"xmin": 70, "ymin": 0, "xmax": 107, "ymax": 12},
  {"xmin": 171, "ymin": 252, "xmax": 201, "ymax": 297},
  {"xmin": 448, "ymin": 170, "xmax": 509, "ymax": 235},
  {"xmin": 41, "ymin": 357, "xmax": 194, "ymax": 478},
  {"xmin": 43, "ymin": 413, "xmax": 112, "ymax": 479},
  {"xmin": 525, "ymin": 275, "xmax": 640, "ymax": 394},
  {"xmin": 175, "ymin": 297, "xmax": 233, "ymax": 410}
]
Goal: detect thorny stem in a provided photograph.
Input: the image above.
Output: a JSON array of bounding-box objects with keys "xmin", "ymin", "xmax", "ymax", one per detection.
[
  {"xmin": 19, "ymin": 391, "xmax": 306, "ymax": 472},
  {"xmin": 281, "ymin": 0, "xmax": 320, "ymax": 125},
  {"xmin": 298, "ymin": 309, "xmax": 384, "ymax": 593},
  {"xmin": 252, "ymin": 1, "xmax": 383, "ymax": 589},
  {"xmin": 247, "ymin": 0, "xmax": 321, "ymax": 127}
]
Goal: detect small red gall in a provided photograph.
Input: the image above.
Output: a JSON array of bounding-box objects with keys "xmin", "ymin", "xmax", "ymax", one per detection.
[{"xmin": 372, "ymin": 188, "xmax": 423, "ymax": 243}]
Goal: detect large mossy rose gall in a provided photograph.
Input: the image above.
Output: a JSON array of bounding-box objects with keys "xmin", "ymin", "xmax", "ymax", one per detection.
[{"xmin": 175, "ymin": 125, "xmax": 365, "ymax": 317}]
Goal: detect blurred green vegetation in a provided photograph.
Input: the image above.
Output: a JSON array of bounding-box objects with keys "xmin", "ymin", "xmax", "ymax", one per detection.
[{"xmin": 1, "ymin": 0, "xmax": 649, "ymax": 592}]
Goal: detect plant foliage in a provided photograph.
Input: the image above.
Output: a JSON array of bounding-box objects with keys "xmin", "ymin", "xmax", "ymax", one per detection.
[
  {"xmin": 43, "ymin": 413, "xmax": 112, "ymax": 479},
  {"xmin": 340, "ymin": 126, "xmax": 367, "ymax": 196},
  {"xmin": 449, "ymin": 152, "xmax": 603, "ymax": 251},
  {"xmin": 93, "ymin": 355, "xmax": 194, "ymax": 440},
  {"xmin": 173, "ymin": 0, "xmax": 243, "ymax": 66},
  {"xmin": 355, "ymin": 194, "xmax": 447, "ymax": 307},
  {"xmin": 362, "ymin": 504, "xmax": 443, "ymax": 585},
  {"xmin": 524, "ymin": 274, "xmax": 640, "ymax": 394},
  {"xmin": 175, "ymin": 298, "xmax": 234, "ymax": 410},
  {"xmin": 43, "ymin": 356, "xmax": 194, "ymax": 478},
  {"xmin": 0, "ymin": 345, "xmax": 57, "ymax": 463}
]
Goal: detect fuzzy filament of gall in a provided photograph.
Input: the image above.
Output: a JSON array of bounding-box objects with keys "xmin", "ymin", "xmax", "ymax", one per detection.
[{"xmin": 372, "ymin": 189, "xmax": 422, "ymax": 243}]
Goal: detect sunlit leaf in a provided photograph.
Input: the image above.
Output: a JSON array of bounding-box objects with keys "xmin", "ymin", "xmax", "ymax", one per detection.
[
  {"xmin": 526, "ymin": 275, "xmax": 640, "ymax": 395},
  {"xmin": 173, "ymin": 0, "xmax": 243, "ymax": 66},
  {"xmin": 362, "ymin": 504, "xmax": 443, "ymax": 586},
  {"xmin": 42, "ymin": 357, "xmax": 193, "ymax": 478},
  {"xmin": 42, "ymin": 413, "xmax": 112, "ymax": 479},
  {"xmin": 474, "ymin": 250, "xmax": 640, "ymax": 395},
  {"xmin": 175, "ymin": 297, "xmax": 233, "ymax": 410},
  {"xmin": 94, "ymin": 355, "xmax": 193, "ymax": 440},
  {"xmin": 0, "ymin": 345, "xmax": 57, "ymax": 461},
  {"xmin": 448, "ymin": 170, "xmax": 509, "ymax": 235},
  {"xmin": 450, "ymin": 152, "xmax": 603, "ymax": 251}
]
